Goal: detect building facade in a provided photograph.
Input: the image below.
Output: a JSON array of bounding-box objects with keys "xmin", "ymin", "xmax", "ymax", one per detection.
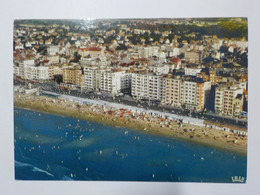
[
  {"xmin": 63, "ymin": 65, "xmax": 83, "ymax": 86},
  {"xmin": 215, "ymin": 85, "xmax": 244, "ymax": 117},
  {"xmin": 164, "ymin": 77, "xmax": 211, "ymax": 111},
  {"xmin": 83, "ymin": 67, "xmax": 131, "ymax": 94},
  {"xmin": 131, "ymin": 73, "xmax": 164, "ymax": 101}
]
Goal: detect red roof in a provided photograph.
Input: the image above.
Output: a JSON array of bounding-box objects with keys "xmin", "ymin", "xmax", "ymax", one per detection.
[
  {"xmin": 240, "ymin": 75, "xmax": 248, "ymax": 80},
  {"xmin": 88, "ymin": 47, "xmax": 102, "ymax": 51},
  {"xmin": 43, "ymin": 60, "xmax": 50, "ymax": 63},
  {"xmin": 172, "ymin": 57, "xmax": 181, "ymax": 63},
  {"xmin": 79, "ymin": 47, "xmax": 102, "ymax": 52}
]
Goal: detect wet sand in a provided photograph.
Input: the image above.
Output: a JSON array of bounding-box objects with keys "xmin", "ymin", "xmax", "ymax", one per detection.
[{"xmin": 14, "ymin": 93, "xmax": 247, "ymax": 155}]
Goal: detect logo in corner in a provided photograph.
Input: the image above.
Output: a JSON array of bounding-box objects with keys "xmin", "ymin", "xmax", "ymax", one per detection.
[{"xmin": 231, "ymin": 176, "xmax": 245, "ymax": 183}]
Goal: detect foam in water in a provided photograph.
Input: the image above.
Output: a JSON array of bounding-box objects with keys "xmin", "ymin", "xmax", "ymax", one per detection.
[{"xmin": 15, "ymin": 160, "xmax": 54, "ymax": 177}]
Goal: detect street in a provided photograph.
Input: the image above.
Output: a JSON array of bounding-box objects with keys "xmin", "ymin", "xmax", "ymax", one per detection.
[{"xmin": 14, "ymin": 79, "xmax": 247, "ymax": 129}]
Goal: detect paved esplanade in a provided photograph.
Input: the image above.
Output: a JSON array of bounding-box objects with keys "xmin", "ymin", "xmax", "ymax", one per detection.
[{"xmin": 42, "ymin": 90, "xmax": 205, "ymax": 126}]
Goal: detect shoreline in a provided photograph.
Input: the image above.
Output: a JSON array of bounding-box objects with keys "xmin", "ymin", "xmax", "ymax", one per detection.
[{"xmin": 14, "ymin": 93, "xmax": 247, "ymax": 156}]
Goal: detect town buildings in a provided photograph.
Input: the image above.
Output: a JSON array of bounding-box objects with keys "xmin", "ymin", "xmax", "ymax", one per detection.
[{"xmin": 13, "ymin": 19, "xmax": 248, "ymax": 118}]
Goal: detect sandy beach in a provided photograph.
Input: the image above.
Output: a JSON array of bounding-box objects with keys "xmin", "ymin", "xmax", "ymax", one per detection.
[{"xmin": 14, "ymin": 93, "xmax": 247, "ymax": 155}]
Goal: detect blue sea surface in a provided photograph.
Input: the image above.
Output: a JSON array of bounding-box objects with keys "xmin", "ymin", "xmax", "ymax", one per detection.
[{"xmin": 14, "ymin": 107, "xmax": 247, "ymax": 182}]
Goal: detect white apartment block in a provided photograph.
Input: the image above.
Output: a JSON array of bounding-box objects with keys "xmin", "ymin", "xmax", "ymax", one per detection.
[
  {"xmin": 131, "ymin": 73, "xmax": 164, "ymax": 101},
  {"xmin": 184, "ymin": 67, "xmax": 202, "ymax": 76},
  {"xmin": 83, "ymin": 67, "xmax": 98, "ymax": 90},
  {"xmin": 149, "ymin": 64, "xmax": 169, "ymax": 75},
  {"xmin": 24, "ymin": 65, "xmax": 49, "ymax": 80},
  {"xmin": 37, "ymin": 66, "xmax": 49, "ymax": 80},
  {"xmin": 131, "ymin": 73, "xmax": 149, "ymax": 99},
  {"xmin": 138, "ymin": 46, "xmax": 159, "ymax": 58},
  {"xmin": 181, "ymin": 81, "xmax": 211, "ymax": 111},
  {"xmin": 24, "ymin": 66, "xmax": 37, "ymax": 80},
  {"xmin": 99, "ymin": 71, "xmax": 123, "ymax": 94},
  {"xmin": 83, "ymin": 67, "xmax": 131, "ymax": 94},
  {"xmin": 171, "ymin": 47, "xmax": 180, "ymax": 57},
  {"xmin": 233, "ymin": 40, "xmax": 248, "ymax": 50},
  {"xmin": 47, "ymin": 45, "xmax": 59, "ymax": 56},
  {"xmin": 14, "ymin": 60, "xmax": 34, "ymax": 79}
]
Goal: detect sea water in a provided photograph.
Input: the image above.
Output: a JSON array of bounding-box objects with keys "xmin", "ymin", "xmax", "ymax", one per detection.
[{"xmin": 14, "ymin": 108, "xmax": 247, "ymax": 182}]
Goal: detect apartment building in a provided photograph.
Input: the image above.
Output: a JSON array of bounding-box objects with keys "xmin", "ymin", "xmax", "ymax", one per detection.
[
  {"xmin": 184, "ymin": 67, "xmax": 202, "ymax": 76},
  {"xmin": 164, "ymin": 77, "xmax": 211, "ymax": 111},
  {"xmin": 63, "ymin": 65, "xmax": 83, "ymax": 86},
  {"xmin": 184, "ymin": 50, "xmax": 202, "ymax": 63},
  {"xmin": 131, "ymin": 73, "xmax": 150, "ymax": 99},
  {"xmin": 149, "ymin": 64, "xmax": 169, "ymax": 75},
  {"xmin": 17, "ymin": 59, "xmax": 49, "ymax": 81},
  {"xmin": 215, "ymin": 85, "xmax": 244, "ymax": 117},
  {"xmin": 23, "ymin": 65, "xmax": 38, "ymax": 80},
  {"xmin": 78, "ymin": 47, "xmax": 104, "ymax": 58},
  {"xmin": 164, "ymin": 77, "xmax": 181, "ymax": 107},
  {"xmin": 181, "ymin": 81, "xmax": 211, "ymax": 111},
  {"xmin": 23, "ymin": 65, "xmax": 49, "ymax": 80},
  {"xmin": 47, "ymin": 45, "xmax": 59, "ymax": 56},
  {"xmin": 209, "ymin": 70, "xmax": 222, "ymax": 85},
  {"xmin": 83, "ymin": 67, "xmax": 131, "ymax": 94},
  {"xmin": 131, "ymin": 73, "xmax": 164, "ymax": 101},
  {"xmin": 83, "ymin": 67, "xmax": 98, "ymax": 90},
  {"xmin": 99, "ymin": 70, "xmax": 126, "ymax": 94},
  {"xmin": 48, "ymin": 65, "xmax": 63, "ymax": 79},
  {"xmin": 37, "ymin": 66, "xmax": 49, "ymax": 80},
  {"xmin": 138, "ymin": 46, "xmax": 159, "ymax": 58}
]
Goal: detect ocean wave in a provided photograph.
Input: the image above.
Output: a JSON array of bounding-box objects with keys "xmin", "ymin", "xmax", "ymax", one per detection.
[
  {"xmin": 15, "ymin": 160, "xmax": 54, "ymax": 177},
  {"xmin": 15, "ymin": 160, "xmax": 32, "ymax": 168}
]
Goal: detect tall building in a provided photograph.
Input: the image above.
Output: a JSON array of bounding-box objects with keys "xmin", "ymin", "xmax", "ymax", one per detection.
[
  {"xmin": 131, "ymin": 73, "xmax": 164, "ymax": 101},
  {"xmin": 164, "ymin": 76, "xmax": 211, "ymax": 111},
  {"xmin": 48, "ymin": 65, "xmax": 63, "ymax": 79},
  {"xmin": 164, "ymin": 77, "xmax": 181, "ymax": 107},
  {"xmin": 181, "ymin": 80, "xmax": 211, "ymax": 111},
  {"xmin": 83, "ymin": 67, "xmax": 98, "ymax": 90},
  {"xmin": 21, "ymin": 59, "xmax": 49, "ymax": 81},
  {"xmin": 37, "ymin": 66, "xmax": 49, "ymax": 80},
  {"xmin": 63, "ymin": 65, "xmax": 83, "ymax": 86},
  {"xmin": 131, "ymin": 73, "xmax": 149, "ymax": 100},
  {"xmin": 209, "ymin": 70, "xmax": 222, "ymax": 85},
  {"xmin": 215, "ymin": 85, "xmax": 244, "ymax": 117},
  {"xmin": 83, "ymin": 67, "xmax": 131, "ymax": 94},
  {"xmin": 99, "ymin": 70, "xmax": 126, "ymax": 94}
]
